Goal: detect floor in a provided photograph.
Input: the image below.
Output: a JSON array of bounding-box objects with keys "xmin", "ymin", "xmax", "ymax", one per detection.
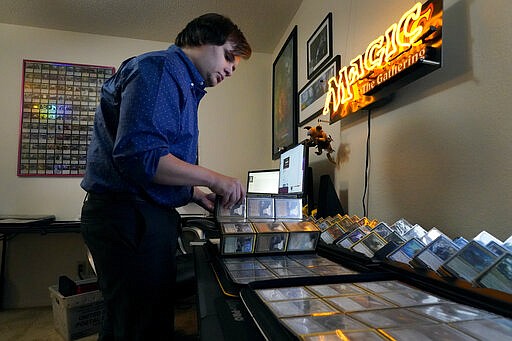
[{"xmin": 0, "ymin": 296, "xmax": 198, "ymax": 341}]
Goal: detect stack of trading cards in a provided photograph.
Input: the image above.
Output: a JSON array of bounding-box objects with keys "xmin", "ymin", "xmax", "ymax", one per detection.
[
  {"xmin": 252, "ymin": 221, "xmax": 289, "ymax": 253},
  {"xmin": 474, "ymin": 253, "xmax": 512, "ymax": 294},
  {"xmin": 410, "ymin": 234, "xmax": 461, "ymax": 271},
  {"xmin": 350, "ymin": 232, "xmax": 388, "ymax": 257},
  {"xmin": 336, "ymin": 227, "xmax": 368, "ymax": 248},
  {"xmin": 439, "ymin": 240, "xmax": 499, "ymax": 281},
  {"xmin": 219, "ymin": 221, "xmax": 256, "ymax": 255},
  {"xmin": 320, "ymin": 222, "xmax": 346, "ymax": 244},
  {"xmin": 283, "ymin": 221, "xmax": 320, "ymax": 251}
]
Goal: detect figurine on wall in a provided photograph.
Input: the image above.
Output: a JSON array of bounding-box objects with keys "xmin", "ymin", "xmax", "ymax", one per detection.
[{"xmin": 304, "ymin": 125, "xmax": 336, "ymax": 164}]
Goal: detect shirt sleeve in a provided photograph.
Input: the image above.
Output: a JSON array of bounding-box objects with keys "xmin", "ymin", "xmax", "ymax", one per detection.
[{"xmin": 112, "ymin": 57, "xmax": 183, "ymax": 186}]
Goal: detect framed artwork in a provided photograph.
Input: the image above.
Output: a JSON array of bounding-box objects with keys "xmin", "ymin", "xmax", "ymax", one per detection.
[
  {"xmin": 307, "ymin": 12, "xmax": 333, "ymax": 79},
  {"xmin": 18, "ymin": 59, "xmax": 114, "ymax": 176},
  {"xmin": 272, "ymin": 26, "xmax": 298, "ymax": 160},
  {"xmin": 298, "ymin": 55, "xmax": 341, "ymax": 126}
]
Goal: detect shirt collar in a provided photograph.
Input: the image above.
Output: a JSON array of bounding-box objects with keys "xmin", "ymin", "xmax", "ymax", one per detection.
[{"xmin": 167, "ymin": 45, "xmax": 206, "ymax": 91}]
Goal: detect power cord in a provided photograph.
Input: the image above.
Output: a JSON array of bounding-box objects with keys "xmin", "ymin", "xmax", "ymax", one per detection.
[{"xmin": 362, "ymin": 109, "xmax": 371, "ymax": 217}]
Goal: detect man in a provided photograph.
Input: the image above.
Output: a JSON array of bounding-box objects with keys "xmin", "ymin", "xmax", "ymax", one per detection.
[{"xmin": 80, "ymin": 13, "xmax": 251, "ymax": 340}]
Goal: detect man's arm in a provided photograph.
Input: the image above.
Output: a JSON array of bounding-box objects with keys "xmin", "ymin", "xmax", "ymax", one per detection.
[{"xmin": 152, "ymin": 153, "xmax": 245, "ymax": 209}]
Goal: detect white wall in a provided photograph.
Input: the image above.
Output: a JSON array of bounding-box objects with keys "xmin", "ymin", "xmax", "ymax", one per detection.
[
  {"xmin": 281, "ymin": 0, "xmax": 512, "ymax": 240},
  {"xmin": 0, "ymin": 23, "xmax": 272, "ymax": 308}
]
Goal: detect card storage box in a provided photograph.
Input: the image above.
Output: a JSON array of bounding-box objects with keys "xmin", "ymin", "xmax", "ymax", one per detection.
[
  {"xmin": 274, "ymin": 197, "xmax": 303, "ymax": 220},
  {"xmin": 252, "ymin": 221, "xmax": 289, "ymax": 253},
  {"xmin": 220, "ymin": 222, "xmax": 256, "ymax": 255},
  {"xmin": 49, "ymin": 279, "xmax": 104, "ymax": 341},
  {"xmin": 283, "ymin": 221, "xmax": 320, "ymax": 252},
  {"xmin": 246, "ymin": 196, "xmax": 275, "ymax": 220}
]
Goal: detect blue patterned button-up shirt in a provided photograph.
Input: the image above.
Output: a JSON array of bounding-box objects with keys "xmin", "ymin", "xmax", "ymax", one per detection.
[{"xmin": 81, "ymin": 45, "xmax": 206, "ymax": 207}]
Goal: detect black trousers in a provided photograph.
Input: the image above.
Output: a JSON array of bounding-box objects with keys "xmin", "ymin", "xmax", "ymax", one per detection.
[{"xmin": 81, "ymin": 193, "xmax": 179, "ymax": 341}]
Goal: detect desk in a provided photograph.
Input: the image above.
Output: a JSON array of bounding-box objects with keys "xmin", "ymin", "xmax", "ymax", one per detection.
[{"xmin": 0, "ymin": 216, "xmax": 81, "ymax": 309}]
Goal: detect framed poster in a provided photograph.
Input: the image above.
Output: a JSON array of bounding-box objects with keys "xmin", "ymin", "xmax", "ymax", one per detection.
[
  {"xmin": 272, "ymin": 26, "xmax": 298, "ymax": 160},
  {"xmin": 18, "ymin": 59, "xmax": 114, "ymax": 176},
  {"xmin": 307, "ymin": 12, "xmax": 333, "ymax": 79},
  {"xmin": 298, "ymin": 55, "xmax": 341, "ymax": 126}
]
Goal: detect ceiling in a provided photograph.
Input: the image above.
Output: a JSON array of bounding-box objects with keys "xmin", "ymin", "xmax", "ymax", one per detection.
[{"xmin": 0, "ymin": 0, "xmax": 303, "ymax": 53}]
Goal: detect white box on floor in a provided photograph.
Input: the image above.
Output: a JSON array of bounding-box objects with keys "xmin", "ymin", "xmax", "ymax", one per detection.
[{"xmin": 48, "ymin": 280, "xmax": 104, "ymax": 340}]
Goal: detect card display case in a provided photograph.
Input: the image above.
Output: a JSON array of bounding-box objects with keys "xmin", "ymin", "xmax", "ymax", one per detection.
[{"xmin": 18, "ymin": 60, "xmax": 114, "ymax": 176}]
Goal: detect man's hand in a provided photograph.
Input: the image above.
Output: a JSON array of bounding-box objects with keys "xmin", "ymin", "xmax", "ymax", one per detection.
[
  {"xmin": 209, "ymin": 174, "xmax": 245, "ymax": 209},
  {"xmin": 192, "ymin": 188, "xmax": 217, "ymax": 212}
]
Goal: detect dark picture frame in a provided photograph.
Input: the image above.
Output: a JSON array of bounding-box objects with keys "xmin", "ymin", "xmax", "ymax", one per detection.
[
  {"xmin": 307, "ymin": 12, "xmax": 333, "ymax": 79},
  {"xmin": 272, "ymin": 26, "xmax": 298, "ymax": 160},
  {"xmin": 298, "ymin": 55, "xmax": 341, "ymax": 126}
]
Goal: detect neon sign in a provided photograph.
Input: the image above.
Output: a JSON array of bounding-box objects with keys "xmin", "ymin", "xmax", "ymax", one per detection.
[{"xmin": 323, "ymin": 0, "xmax": 443, "ymax": 122}]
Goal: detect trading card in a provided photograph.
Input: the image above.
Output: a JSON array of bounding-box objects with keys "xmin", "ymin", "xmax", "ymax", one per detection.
[
  {"xmin": 229, "ymin": 268, "xmax": 276, "ymax": 283},
  {"xmin": 257, "ymin": 256, "xmax": 300, "ymax": 268},
  {"xmin": 289, "ymin": 254, "xmax": 338, "ymax": 267},
  {"xmin": 309, "ymin": 265, "xmax": 358, "ymax": 276},
  {"xmin": 348, "ymin": 307, "xmax": 436, "ymax": 329},
  {"xmin": 221, "ymin": 222, "xmax": 254, "ymax": 234},
  {"xmin": 381, "ymin": 323, "xmax": 476, "ymax": 341},
  {"xmin": 386, "ymin": 238, "xmax": 425, "ymax": 264},
  {"xmin": 354, "ymin": 280, "xmax": 415, "ymax": 294},
  {"xmin": 253, "ymin": 221, "xmax": 289, "ymax": 253},
  {"xmin": 336, "ymin": 227, "xmax": 368, "ymax": 249},
  {"xmin": 403, "ymin": 224, "xmax": 427, "ymax": 242},
  {"xmin": 267, "ymin": 298, "xmax": 338, "ymax": 318},
  {"xmin": 306, "ymin": 283, "xmax": 366, "ymax": 297},
  {"xmin": 441, "ymin": 240, "xmax": 498, "ymax": 281},
  {"xmin": 474, "ymin": 253, "xmax": 512, "ymax": 294},
  {"xmin": 485, "ymin": 240, "xmax": 509, "ymax": 256},
  {"xmin": 408, "ymin": 303, "xmax": 498, "ymax": 323},
  {"xmin": 339, "ymin": 216, "xmax": 355, "ymax": 230},
  {"xmin": 351, "ymin": 232, "xmax": 388, "ymax": 257},
  {"xmin": 270, "ymin": 266, "xmax": 315, "ymax": 278},
  {"xmin": 412, "ymin": 235, "xmax": 460, "ymax": 271},
  {"xmin": 503, "ymin": 235, "xmax": 512, "ymax": 251},
  {"xmin": 216, "ymin": 199, "xmax": 246, "ymax": 220},
  {"xmin": 222, "ymin": 235, "xmax": 255, "ymax": 254},
  {"xmin": 224, "ymin": 261, "xmax": 266, "ymax": 271},
  {"xmin": 390, "ymin": 218, "xmax": 413, "ymax": 235},
  {"xmin": 473, "ymin": 230, "xmax": 502, "ymax": 246},
  {"xmin": 326, "ymin": 294, "xmax": 395, "ymax": 312},
  {"xmin": 421, "ymin": 227, "xmax": 444, "ymax": 245},
  {"xmin": 254, "ymin": 233, "xmax": 288, "ymax": 253},
  {"xmin": 274, "ymin": 197, "xmax": 303, "ymax": 219},
  {"xmin": 450, "ymin": 318, "xmax": 512, "ymax": 340},
  {"xmin": 377, "ymin": 290, "xmax": 446, "ymax": 307},
  {"xmin": 302, "ymin": 330, "xmax": 388, "ymax": 341},
  {"xmin": 384, "ymin": 231, "xmax": 405, "ymax": 245},
  {"xmin": 256, "ymin": 286, "xmax": 315, "ymax": 301},
  {"xmin": 452, "ymin": 236, "xmax": 469, "ymax": 248},
  {"xmin": 279, "ymin": 314, "xmax": 369, "ymax": 337},
  {"xmin": 372, "ymin": 222, "xmax": 393, "ymax": 238},
  {"xmin": 316, "ymin": 219, "xmax": 332, "ymax": 231},
  {"xmin": 321, "ymin": 223, "xmax": 346, "ymax": 244},
  {"xmin": 284, "ymin": 221, "xmax": 320, "ymax": 251},
  {"xmin": 246, "ymin": 197, "xmax": 275, "ymax": 219}
]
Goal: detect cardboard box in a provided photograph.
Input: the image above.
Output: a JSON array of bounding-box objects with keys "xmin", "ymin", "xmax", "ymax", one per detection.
[{"xmin": 49, "ymin": 280, "xmax": 104, "ymax": 340}]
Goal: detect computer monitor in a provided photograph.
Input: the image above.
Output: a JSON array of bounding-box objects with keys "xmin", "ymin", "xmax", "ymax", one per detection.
[
  {"xmin": 278, "ymin": 143, "xmax": 308, "ymax": 195},
  {"xmin": 247, "ymin": 169, "xmax": 280, "ymax": 195}
]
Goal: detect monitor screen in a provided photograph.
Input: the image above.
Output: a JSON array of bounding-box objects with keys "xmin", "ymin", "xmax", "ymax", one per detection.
[
  {"xmin": 278, "ymin": 143, "xmax": 308, "ymax": 195},
  {"xmin": 247, "ymin": 169, "xmax": 280, "ymax": 194}
]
